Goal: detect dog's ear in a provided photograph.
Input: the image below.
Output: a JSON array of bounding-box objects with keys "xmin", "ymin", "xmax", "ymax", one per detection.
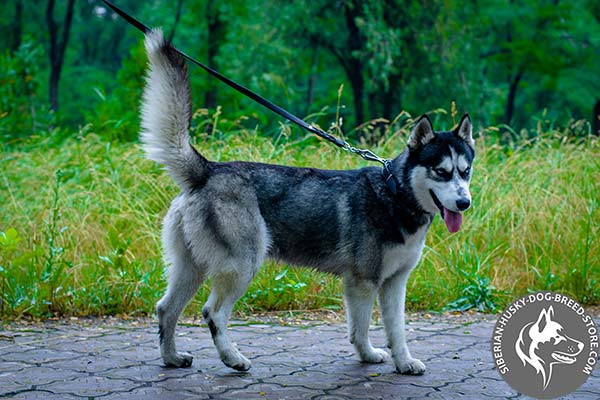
[
  {"xmin": 455, "ymin": 113, "xmax": 475, "ymax": 150},
  {"xmin": 407, "ymin": 115, "xmax": 435, "ymax": 150},
  {"xmin": 535, "ymin": 307, "xmax": 553, "ymax": 333}
]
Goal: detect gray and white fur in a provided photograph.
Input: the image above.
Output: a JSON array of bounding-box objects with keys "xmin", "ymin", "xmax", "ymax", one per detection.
[{"xmin": 142, "ymin": 29, "xmax": 475, "ymax": 374}]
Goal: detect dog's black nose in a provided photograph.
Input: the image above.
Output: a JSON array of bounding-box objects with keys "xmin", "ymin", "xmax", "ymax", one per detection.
[{"xmin": 456, "ymin": 198, "xmax": 471, "ymax": 211}]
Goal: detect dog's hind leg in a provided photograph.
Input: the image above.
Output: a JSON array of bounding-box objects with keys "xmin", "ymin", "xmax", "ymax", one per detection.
[
  {"xmin": 344, "ymin": 274, "xmax": 389, "ymax": 363},
  {"xmin": 202, "ymin": 264, "xmax": 258, "ymax": 371},
  {"xmin": 378, "ymin": 268, "xmax": 425, "ymax": 375},
  {"xmin": 192, "ymin": 183, "xmax": 268, "ymax": 371},
  {"xmin": 157, "ymin": 207, "xmax": 205, "ymax": 368},
  {"xmin": 157, "ymin": 261, "xmax": 203, "ymax": 367}
]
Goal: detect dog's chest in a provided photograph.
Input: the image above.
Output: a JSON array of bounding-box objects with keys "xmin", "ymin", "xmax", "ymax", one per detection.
[{"xmin": 379, "ymin": 225, "xmax": 428, "ymax": 283}]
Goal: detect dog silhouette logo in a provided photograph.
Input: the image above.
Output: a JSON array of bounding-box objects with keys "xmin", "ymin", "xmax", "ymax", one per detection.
[
  {"xmin": 515, "ymin": 306, "xmax": 584, "ymax": 390},
  {"xmin": 491, "ymin": 292, "xmax": 598, "ymax": 399}
]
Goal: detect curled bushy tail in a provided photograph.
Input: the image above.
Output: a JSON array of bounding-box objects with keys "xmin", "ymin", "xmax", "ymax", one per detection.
[{"xmin": 141, "ymin": 28, "xmax": 208, "ymax": 190}]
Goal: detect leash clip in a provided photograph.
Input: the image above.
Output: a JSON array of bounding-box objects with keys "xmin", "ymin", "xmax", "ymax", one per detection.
[{"xmin": 382, "ymin": 160, "xmax": 397, "ymax": 195}]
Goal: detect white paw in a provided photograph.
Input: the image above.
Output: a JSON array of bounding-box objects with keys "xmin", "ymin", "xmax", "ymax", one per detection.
[
  {"xmin": 222, "ymin": 350, "xmax": 252, "ymax": 371},
  {"xmin": 163, "ymin": 351, "xmax": 193, "ymax": 368},
  {"xmin": 359, "ymin": 347, "xmax": 389, "ymax": 363},
  {"xmin": 396, "ymin": 357, "xmax": 426, "ymax": 375}
]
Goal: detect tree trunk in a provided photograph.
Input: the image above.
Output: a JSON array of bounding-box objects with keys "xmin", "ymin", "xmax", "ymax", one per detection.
[
  {"xmin": 382, "ymin": 88, "xmax": 395, "ymax": 122},
  {"xmin": 504, "ymin": 69, "xmax": 523, "ymax": 126},
  {"xmin": 46, "ymin": 0, "xmax": 75, "ymax": 113},
  {"xmin": 593, "ymin": 100, "xmax": 600, "ymax": 136},
  {"xmin": 348, "ymin": 64, "xmax": 365, "ymax": 127},
  {"xmin": 380, "ymin": 69, "xmax": 403, "ymax": 123},
  {"xmin": 10, "ymin": 0, "xmax": 23, "ymax": 52},
  {"xmin": 204, "ymin": 0, "xmax": 223, "ymax": 110},
  {"xmin": 168, "ymin": 0, "xmax": 184, "ymax": 42},
  {"xmin": 305, "ymin": 46, "xmax": 318, "ymax": 116},
  {"xmin": 344, "ymin": 1, "xmax": 365, "ymax": 126}
]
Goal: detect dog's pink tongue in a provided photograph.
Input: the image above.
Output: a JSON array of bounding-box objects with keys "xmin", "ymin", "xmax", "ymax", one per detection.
[{"xmin": 443, "ymin": 208, "xmax": 462, "ymax": 233}]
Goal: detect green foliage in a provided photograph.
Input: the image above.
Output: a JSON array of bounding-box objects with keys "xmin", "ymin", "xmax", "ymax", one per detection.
[
  {"xmin": 0, "ymin": 39, "xmax": 51, "ymax": 142},
  {"xmin": 245, "ymin": 268, "xmax": 308, "ymax": 310},
  {"xmin": 1, "ymin": 0, "xmax": 599, "ymax": 137},
  {"xmin": 1, "ymin": 114, "xmax": 599, "ymax": 319},
  {"xmin": 0, "ymin": 0, "xmax": 600, "ymax": 319},
  {"xmin": 86, "ymin": 40, "xmax": 146, "ymax": 141},
  {"xmin": 443, "ymin": 246, "xmax": 507, "ymax": 313}
]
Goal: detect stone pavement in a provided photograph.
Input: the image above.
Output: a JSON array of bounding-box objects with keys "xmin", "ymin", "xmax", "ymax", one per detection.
[{"xmin": 0, "ymin": 316, "xmax": 598, "ymax": 399}]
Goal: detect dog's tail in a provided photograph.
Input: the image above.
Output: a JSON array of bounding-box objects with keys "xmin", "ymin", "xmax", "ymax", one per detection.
[{"xmin": 141, "ymin": 28, "xmax": 208, "ymax": 190}]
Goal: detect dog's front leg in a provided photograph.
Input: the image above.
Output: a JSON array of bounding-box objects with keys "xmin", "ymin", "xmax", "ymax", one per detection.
[
  {"xmin": 378, "ymin": 269, "xmax": 425, "ymax": 375},
  {"xmin": 344, "ymin": 274, "xmax": 389, "ymax": 363}
]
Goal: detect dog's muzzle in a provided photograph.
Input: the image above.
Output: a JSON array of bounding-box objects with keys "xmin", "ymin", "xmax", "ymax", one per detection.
[{"xmin": 429, "ymin": 190, "xmax": 463, "ymax": 233}]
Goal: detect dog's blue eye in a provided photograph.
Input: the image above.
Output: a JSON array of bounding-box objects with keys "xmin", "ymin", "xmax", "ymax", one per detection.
[
  {"xmin": 434, "ymin": 168, "xmax": 451, "ymax": 179},
  {"xmin": 459, "ymin": 167, "xmax": 471, "ymax": 178}
]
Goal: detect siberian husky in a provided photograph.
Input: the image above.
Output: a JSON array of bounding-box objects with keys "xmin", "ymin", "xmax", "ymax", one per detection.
[{"xmin": 141, "ymin": 29, "xmax": 475, "ymax": 374}]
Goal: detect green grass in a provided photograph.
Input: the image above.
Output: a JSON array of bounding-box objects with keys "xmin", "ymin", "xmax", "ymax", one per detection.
[{"xmin": 1, "ymin": 117, "xmax": 599, "ymax": 319}]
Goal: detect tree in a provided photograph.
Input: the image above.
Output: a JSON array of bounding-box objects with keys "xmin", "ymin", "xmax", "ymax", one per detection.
[
  {"xmin": 362, "ymin": 0, "xmax": 437, "ymax": 122},
  {"xmin": 286, "ymin": 0, "xmax": 369, "ymax": 125},
  {"xmin": 46, "ymin": 0, "xmax": 75, "ymax": 112},
  {"xmin": 203, "ymin": 0, "xmax": 226, "ymax": 110},
  {"xmin": 2, "ymin": 0, "xmax": 598, "ymax": 135},
  {"xmin": 594, "ymin": 101, "xmax": 600, "ymax": 135},
  {"xmin": 168, "ymin": 0, "xmax": 184, "ymax": 42},
  {"xmin": 279, "ymin": 1, "xmax": 432, "ymax": 131},
  {"xmin": 476, "ymin": 1, "xmax": 599, "ymax": 126},
  {"xmin": 295, "ymin": 0, "xmax": 386, "ymax": 125},
  {"xmin": 10, "ymin": 0, "xmax": 23, "ymax": 52}
]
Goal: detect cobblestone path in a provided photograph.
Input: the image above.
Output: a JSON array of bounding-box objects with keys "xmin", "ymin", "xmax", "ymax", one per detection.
[{"xmin": 0, "ymin": 317, "xmax": 598, "ymax": 399}]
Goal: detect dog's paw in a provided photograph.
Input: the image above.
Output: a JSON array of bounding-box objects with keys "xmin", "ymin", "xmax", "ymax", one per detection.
[
  {"xmin": 396, "ymin": 357, "xmax": 426, "ymax": 375},
  {"xmin": 359, "ymin": 347, "xmax": 389, "ymax": 363},
  {"xmin": 163, "ymin": 352, "xmax": 193, "ymax": 368},
  {"xmin": 222, "ymin": 350, "xmax": 252, "ymax": 372}
]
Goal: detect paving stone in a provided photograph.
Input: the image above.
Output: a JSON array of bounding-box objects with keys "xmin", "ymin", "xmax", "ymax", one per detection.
[
  {"xmin": 13, "ymin": 366, "xmax": 86, "ymax": 387},
  {"xmin": 154, "ymin": 371, "xmax": 252, "ymax": 395},
  {"xmin": 102, "ymin": 385, "xmax": 203, "ymax": 399},
  {"xmin": 41, "ymin": 375, "xmax": 138, "ymax": 397},
  {"xmin": 11, "ymin": 390, "xmax": 81, "ymax": 399},
  {"xmin": 221, "ymin": 382, "xmax": 318, "ymax": 399},
  {"xmin": 1, "ymin": 349, "xmax": 81, "ymax": 365},
  {"xmin": 563, "ymin": 390, "xmax": 600, "ymax": 400},
  {"xmin": 412, "ymin": 323, "xmax": 457, "ymax": 333},
  {"xmin": 99, "ymin": 364, "xmax": 196, "ymax": 383},
  {"xmin": 267, "ymin": 369, "xmax": 357, "ymax": 390},
  {"xmin": 329, "ymin": 381, "xmax": 435, "ymax": 399},
  {"xmin": 0, "ymin": 361, "xmax": 29, "ymax": 373},
  {"xmin": 45, "ymin": 354, "xmax": 139, "ymax": 373},
  {"xmin": 471, "ymin": 366, "xmax": 504, "ymax": 380},
  {"xmin": 325, "ymin": 358, "xmax": 394, "ymax": 378},
  {"xmin": 441, "ymin": 376, "xmax": 519, "ymax": 398},
  {"xmin": 0, "ymin": 378, "xmax": 31, "ymax": 396},
  {"xmin": 0, "ymin": 317, "xmax": 598, "ymax": 399}
]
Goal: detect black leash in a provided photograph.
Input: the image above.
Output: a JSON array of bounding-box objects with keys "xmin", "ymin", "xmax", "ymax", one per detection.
[{"xmin": 101, "ymin": 0, "xmax": 398, "ymax": 193}]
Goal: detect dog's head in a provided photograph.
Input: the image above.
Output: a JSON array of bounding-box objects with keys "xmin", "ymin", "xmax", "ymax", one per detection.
[
  {"xmin": 516, "ymin": 306, "xmax": 584, "ymax": 389},
  {"xmin": 396, "ymin": 114, "xmax": 475, "ymax": 233},
  {"xmin": 521, "ymin": 306, "xmax": 584, "ymax": 365}
]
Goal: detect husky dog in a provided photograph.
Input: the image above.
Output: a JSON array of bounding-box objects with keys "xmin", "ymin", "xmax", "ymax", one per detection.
[
  {"xmin": 141, "ymin": 29, "xmax": 475, "ymax": 374},
  {"xmin": 516, "ymin": 306, "xmax": 584, "ymax": 389}
]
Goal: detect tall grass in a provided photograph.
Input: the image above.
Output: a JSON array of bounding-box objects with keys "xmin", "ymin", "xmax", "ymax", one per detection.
[{"xmin": 0, "ymin": 116, "xmax": 598, "ymax": 319}]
